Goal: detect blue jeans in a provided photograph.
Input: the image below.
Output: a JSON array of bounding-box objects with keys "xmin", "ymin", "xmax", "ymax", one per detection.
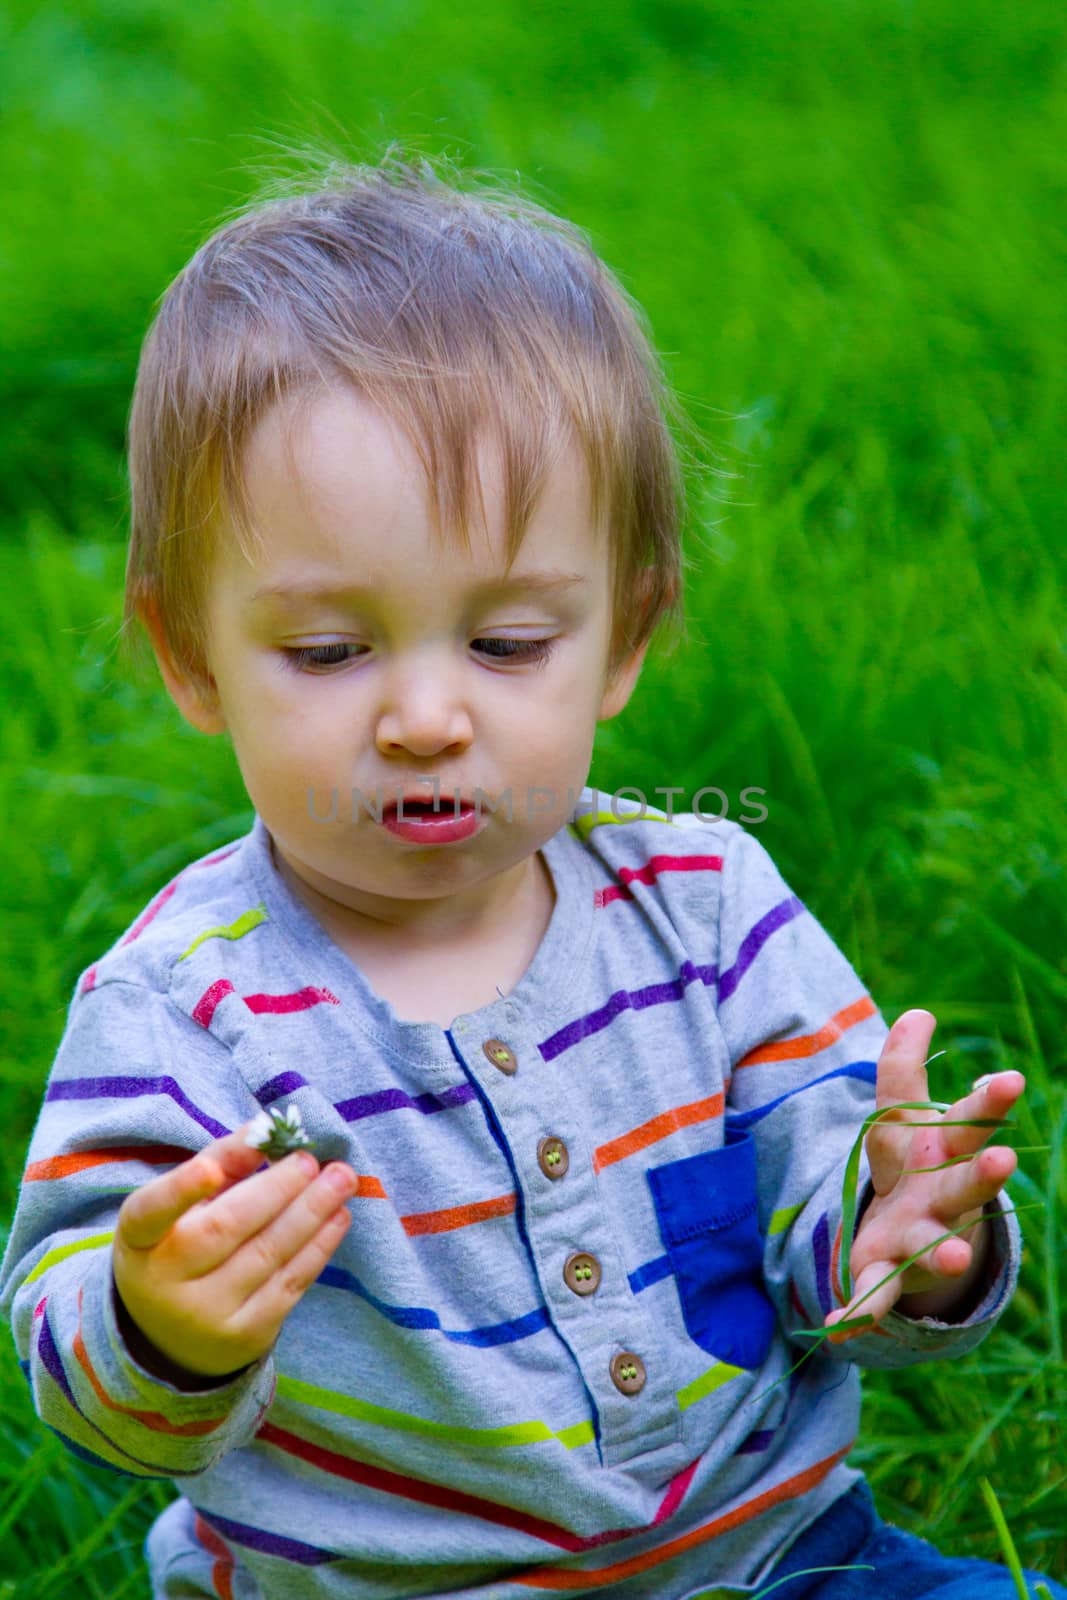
[{"xmin": 759, "ymin": 1479, "xmax": 1067, "ymax": 1598}]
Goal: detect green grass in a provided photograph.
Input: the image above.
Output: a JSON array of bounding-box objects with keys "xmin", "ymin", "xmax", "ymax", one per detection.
[{"xmin": 1, "ymin": 0, "xmax": 1065, "ymax": 1589}]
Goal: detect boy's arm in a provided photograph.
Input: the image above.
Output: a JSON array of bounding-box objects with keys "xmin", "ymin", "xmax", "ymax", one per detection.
[
  {"xmin": 0, "ymin": 980, "xmax": 277, "ymax": 1478},
  {"xmin": 714, "ymin": 825, "xmax": 1021, "ymax": 1370}
]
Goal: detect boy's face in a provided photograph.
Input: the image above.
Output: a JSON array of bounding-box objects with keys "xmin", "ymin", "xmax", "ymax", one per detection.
[{"xmin": 146, "ymin": 384, "xmax": 647, "ymax": 941}]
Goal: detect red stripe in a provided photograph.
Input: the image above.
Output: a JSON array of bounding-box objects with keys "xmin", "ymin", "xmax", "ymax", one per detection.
[
  {"xmin": 256, "ymin": 1422, "xmax": 700, "ymax": 1553},
  {"xmin": 595, "ymin": 854, "xmax": 723, "ymax": 908}
]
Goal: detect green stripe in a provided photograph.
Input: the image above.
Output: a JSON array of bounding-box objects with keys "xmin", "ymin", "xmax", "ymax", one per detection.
[
  {"xmin": 569, "ymin": 806, "xmax": 676, "ymax": 843},
  {"xmin": 279, "ymin": 1355, "xmax": 746, "ymax": 1445},
  {"xmin": 677, "ymin": 1360, "xmax": 745, "ymax": 1412},
  {"xmin": 769, "ymin": 1201, "xmax": 806, "ymax": 1237},
  {"xmin": 178, "ymin": 904, "xmax": 268, "ymax": 962},
  {"xmin": 276, "ymin": 1374, "xmax": 595, "ymax": 1450},
  {"xmin": 26, "ymin": 1231, "xmax": 114, "ymax": 1284}
]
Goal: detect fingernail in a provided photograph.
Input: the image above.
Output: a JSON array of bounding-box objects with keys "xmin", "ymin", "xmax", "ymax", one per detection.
[
  {"xmin": 325, "ymin": 1165, "xmax": 354, "ymax": 1195},
  {"xmin": 295, "ymin": 1150, "xmax": 319, "ymax": 1178}
]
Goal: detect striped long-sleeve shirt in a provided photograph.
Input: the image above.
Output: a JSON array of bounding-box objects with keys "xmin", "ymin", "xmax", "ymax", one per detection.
[{"xmin": 0, "ymin": 791, "xmax": 1021, "ymax": 1599}]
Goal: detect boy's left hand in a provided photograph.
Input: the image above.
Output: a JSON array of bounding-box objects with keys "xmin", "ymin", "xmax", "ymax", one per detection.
[{"xmin": 824, "ymin": 1009, "xmax": 1024, "ymax": 1342}]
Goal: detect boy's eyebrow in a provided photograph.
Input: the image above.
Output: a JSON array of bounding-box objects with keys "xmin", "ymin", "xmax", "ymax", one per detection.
[{"xmin": 245, "ymin": 571, "xmax": 588, "ymax": 610}]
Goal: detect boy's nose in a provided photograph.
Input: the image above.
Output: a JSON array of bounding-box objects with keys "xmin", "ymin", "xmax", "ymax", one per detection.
[{"xmin": 374, "ymin": 668, "xmax": 475, "ymax": 759}]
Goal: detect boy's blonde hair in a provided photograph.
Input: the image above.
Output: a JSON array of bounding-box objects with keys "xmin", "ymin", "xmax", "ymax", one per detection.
[{"xmin": 122, "ymin": 151, "xmax": 690, "ymax": 695}]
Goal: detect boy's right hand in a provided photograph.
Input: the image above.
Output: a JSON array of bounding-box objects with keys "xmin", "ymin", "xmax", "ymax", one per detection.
[{"xmin": 112, "ymin": 1122, "xmax": 358, "ymax": 1379}]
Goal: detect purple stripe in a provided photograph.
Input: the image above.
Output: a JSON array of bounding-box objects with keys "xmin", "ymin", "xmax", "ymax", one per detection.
[
  {"xmin": 37, "ymin": 1305, "xmax": 171, "ymax": 1473},
  {"xmin": 258, "ymin": 1072, "xmax": 477, "ymax": 1126},
  {"xmin": 257, "ymin": 1071, "xmax": 309, "ymax": 1106},
  {"xmin": 812, "ymin": 1212, "xmax": 833, "ymax": 1316},
  {"xmin": 736, "ymin": 1428, "xmax": 775, "ymax": 1454},
  {"xmin": 46, "ymin": 1076, "xmax": 230, "ymax": 1140},
  {"xmin": 540, "ymin": 960, "xmax": 716, "ymax": 1061},
  {"xmin": 198, "ymin": 1510, "xmax": 336, "ymax": 1565},
  {"xmin": 36, "ymin": 1302, "xmax": 78, "ymax": 1410},
  {"xmin": 335, "ymin": 1082, "xmax": 477, "ymax": 1122},
  {"xmin": 717, "ymin": 896, "xmax": 805, "ymax": 1005}
]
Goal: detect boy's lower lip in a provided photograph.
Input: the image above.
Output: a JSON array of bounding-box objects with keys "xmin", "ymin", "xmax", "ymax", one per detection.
[{"xmin": 379, "ymin": 804, "xmax": 484, "ymax": 844}]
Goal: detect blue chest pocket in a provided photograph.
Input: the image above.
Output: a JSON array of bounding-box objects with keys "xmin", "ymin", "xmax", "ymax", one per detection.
[{"xmin": 646, "ymin": 1126, "xmax": 776, "ymax": 1370}]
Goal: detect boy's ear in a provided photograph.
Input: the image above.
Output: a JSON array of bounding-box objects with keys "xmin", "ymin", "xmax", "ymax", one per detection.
[
  {"xmin": 598, "ymin": 638, "xmax": 649, "ymax": 722},
  {"xmin": 138, "ymin": 598, "xmax": 227, "ymax": 736}
]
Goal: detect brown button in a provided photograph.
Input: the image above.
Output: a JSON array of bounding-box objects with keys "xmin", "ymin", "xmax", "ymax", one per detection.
[
  {"xmin": 537, "ymin": 1136, "xmax": 569, "ymax": 1180},
  {"xmin": 610, "ymin": 1351, "xmax": 646, "ymax": 1395},
  {"xmin": 563, "ymin": 1252, "xmax": 601, "ymax": 1296},
  {"xmin": 483, "ymin": 1038, "xmax": 517, "ymax": 1075}
]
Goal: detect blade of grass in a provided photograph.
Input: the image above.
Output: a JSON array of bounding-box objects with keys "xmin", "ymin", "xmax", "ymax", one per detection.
[{"xmin": 979, "ymin": 1477, "xmax": 1034, "ymax": 1600}]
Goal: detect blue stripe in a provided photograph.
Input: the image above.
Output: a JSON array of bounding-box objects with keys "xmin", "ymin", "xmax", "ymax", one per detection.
[
  {"xmin": 725, "ymin": 1060, "xmax": 877, "ymax": 1132},
  {"xmin": 316, "ymin": 1262, "xmax": 551, "ymax": 1348}
]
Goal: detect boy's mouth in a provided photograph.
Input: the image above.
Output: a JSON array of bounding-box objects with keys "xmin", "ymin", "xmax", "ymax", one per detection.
[
  {"xmin": 383, "ymin": 797, "xmax": 476, "ymax": 816},
  {"xmin": 379, "ymin": 795, "xmax": 484, "ymax": 844}
]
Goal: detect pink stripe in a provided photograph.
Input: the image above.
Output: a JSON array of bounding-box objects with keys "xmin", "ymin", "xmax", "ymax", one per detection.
[
  {"xmin": 243, "ymin": 987, "xmax": 340, "ymax": 1015},
  {"xmin": 193, "ymin": 979, "xmax": 235, "ymax": 1028},
  {"xmin": 79, "ymin": 964, "xmax": 98, "ymax": 995},
  {"xmin": 121, "ymin": 880, "xmax": 179, "ymax": 945}
]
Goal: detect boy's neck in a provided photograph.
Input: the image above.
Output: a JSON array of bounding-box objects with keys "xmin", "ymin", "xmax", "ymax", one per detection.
[{"xmin": 269, "ymin": 836, "xmax": 555, "ymax": 955}]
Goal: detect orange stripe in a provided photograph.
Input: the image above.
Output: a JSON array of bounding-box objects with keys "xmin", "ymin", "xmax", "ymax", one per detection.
[
  {"xmin": 736, "ymin": 996, "xmax": 877, "ymax": 1069},
  {"xmin": 592, "ymin": 1094, "xmax": 724, "ymax": 1173},
  {"xmin": 194, "ymin": 1513, "xmax": 235, "ymax": 1600},
  {"xmin": 352, "ymin": 1175, "xmax": 387, "ymax": 1199},
  {"xmin": 25, "ymin": 1143, "xmax": 192, "ymax": 1181},
  {"xmin": 72, "ymin": 1288, "xmax": 225, "ymax": 1438},
  {"xmin": 513, "ymin": 1444, "xmax": 853, "ymax": 1589},
  {"xmin": 401, "ymin": 1191, "xmax": 516, "ymax": 1236}
]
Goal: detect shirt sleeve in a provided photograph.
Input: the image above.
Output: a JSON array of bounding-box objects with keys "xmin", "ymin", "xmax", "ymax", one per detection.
[
  {"xmin": 0, "ymin": 977, "xmax": 277, "ymax": 1478},
  {"xmin": 713, "ymin": 823, "xmax": 1022, "ymax": 1370}
]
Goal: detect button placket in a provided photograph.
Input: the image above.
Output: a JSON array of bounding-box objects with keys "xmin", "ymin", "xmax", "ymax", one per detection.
[{"xmin": 452, "ymin": 1020, "xmax": 677, "ymax": 1463}]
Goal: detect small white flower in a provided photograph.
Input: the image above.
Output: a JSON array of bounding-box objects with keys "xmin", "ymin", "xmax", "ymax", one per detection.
[{"xmin": 245, "ymin": 1102, "xmax": 314, "ymax": 1160}]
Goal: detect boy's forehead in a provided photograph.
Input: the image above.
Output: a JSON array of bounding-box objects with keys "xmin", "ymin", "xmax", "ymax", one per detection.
[{"xmin": 231, "ymin": 386, "xmax": 612, "ymax": 594}]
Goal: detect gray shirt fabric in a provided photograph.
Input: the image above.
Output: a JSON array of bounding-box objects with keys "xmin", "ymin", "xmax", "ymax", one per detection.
[{"xmin": 0, "ymin": 791, "xmax": 1020, "ymax": 1598}]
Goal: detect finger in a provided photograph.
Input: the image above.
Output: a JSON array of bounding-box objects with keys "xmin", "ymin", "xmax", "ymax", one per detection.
[
  {"xmin": 116, "ymin": 1120, "xmax": 271, "ymax": 1251},
  {"xmin": 119, "ymin": 1150, "xmax": 229, "ymax": 1251},
  {"xmin": 176, "ymin": 1149, "xmax": 327, "ymax": 1275},
  {"xmin": 826, "ymin": 1257, "xmax": 902, "ymax": 1338},
  {"xmin": 918, "ymin": 1144, "xmax": 1017, "ymax": 1230},
  {"xmin": 230, "ymin": 1205, "xmax": 353, "ymax": 1337},
  {"xmin": 938, "ymin": 1071, "xmax": 1026, "ymax": 1160},
  {"xmin": 867, "ymin": 1010, "xmax": 938, "ymax": 1192},
  {"xmin": 222, "ymin": 1164, "xmax": 359, "ymax": 1301},
  {"xmin": 875, "ymin": 1010, "xmax": 937, "ymax": 1115}
]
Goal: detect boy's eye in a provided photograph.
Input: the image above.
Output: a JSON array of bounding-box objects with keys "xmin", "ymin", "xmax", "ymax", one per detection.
[
  {"xmin": 281, "ymin": 638, "xmax": 557, "ymax": 672},
  {"xmin": 473, "ymin": 638, "xmax": 556, "ymax": 668}
]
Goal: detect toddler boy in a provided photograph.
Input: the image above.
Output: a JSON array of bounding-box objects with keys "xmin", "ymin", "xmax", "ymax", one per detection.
[{"xmin": 1, "ymin": 157, "xmax": 1060, "ymax": 1599}]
